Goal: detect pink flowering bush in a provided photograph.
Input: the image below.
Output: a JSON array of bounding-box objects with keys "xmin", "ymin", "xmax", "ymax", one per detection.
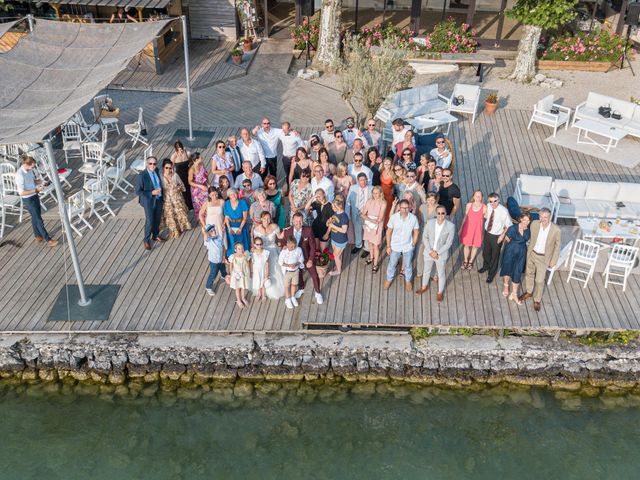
[
  {"xmin": 422, "ymin": 18, "xmax": 477, "ymax": 54},
  {"xmin": 358, "ymin": 22, "xmax": 422, "ymax": 55},
  {"xmin": 289, "ymin": 16, "xmax": 320, "ymax": 50},
  {"xmin": 541, "ymin": 29, "xmax": 634, "ymax": 62}
]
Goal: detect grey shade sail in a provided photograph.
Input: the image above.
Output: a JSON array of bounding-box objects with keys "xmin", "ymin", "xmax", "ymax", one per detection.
[
  {"xmin": 0, "ymin": 18, "xmax": 173, "ymax": 144},
  {"xmin": 0, "ymin": 20, "xmax": 19, "ymax": 38},
  {"xmin": 21, "ymin": 0, "xmax": 171, "ymax": 8}
]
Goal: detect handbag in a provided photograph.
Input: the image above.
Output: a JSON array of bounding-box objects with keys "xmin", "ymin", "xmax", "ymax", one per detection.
[
  {"xmin": 611, "ymin": 111, "xmax": 622, "ymax": 120},
  {"xmin": 550, "ymin": 106, "xmax": 559, "ymax": 115},
  {"xmin": 452, "ymin": 95, "xmax": 465, "ymax": 106},
  {"xmin": 598, "ymin": 105, "xmax": 612, "ymax": 118}
]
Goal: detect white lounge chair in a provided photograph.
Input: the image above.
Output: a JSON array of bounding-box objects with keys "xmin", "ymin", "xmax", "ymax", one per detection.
[
  {"xmin": 567, "ymin": 239, "xmax": 600, "ymax": 288},
  {"xmin": 527, "ymin": 94, "xmax": 571, "ymax": 137},
  {"xmin": 447, "ymin": 83, "xmax": 481, "ymax": 124},
  {"xmin": 603, "ymin": 244, "xmax": 638, "ymax": 292}
]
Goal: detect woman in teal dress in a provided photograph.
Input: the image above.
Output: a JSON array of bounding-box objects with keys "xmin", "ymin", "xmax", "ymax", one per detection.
[
  {"xmin": 223, "ymin": 188, "xmax": 250, "ymax": 256},
  {"xmin": 264, "ymin": 175, "xmax": 286, "ymax": 229},
  {"xmin": 499, "ymin": 213, "xmax": 531, "ymax": 305}
]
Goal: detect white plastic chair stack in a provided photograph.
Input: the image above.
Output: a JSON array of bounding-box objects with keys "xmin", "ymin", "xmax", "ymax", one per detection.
[
  {"xmin": 603, "ymin": 244, "xmax": 639, "ymax": 292},
  {"xmin": 1, "ymin": 172, "xmax": 23, "ymax": 224},
  {"xmin": 124, "ymin": 107, "xmax": 149, "ymax": 147},
  {"xmin": 73, "ymin": 111, "xmax": 101, "ymax": 142},
  {"xmin": 567, "ymin": 239, "xmax": 601, "ymax": 288},
  {"xmin": 66, "ymin": 190, "xmax": 93, "ymax": 237},
  {"xmin": 547, "ymin": 240, "xmax": 574, "ymax": 285},
  {"xmin": 130, "ymin": 144, "xmax": 153, "ymax": 173},
  {"xmin": 62, "ymin": 121, "xmax": 84, "ymax": 165},
  {"xmin": 86, "ymin": 175, "xmax": 115, "ymax": 223},
  {"xmin": 106, "ymin": 153, "xmax": 134, "ymax": 195},
  {"xmin": 447, "ymin": 83, "xmax": 481, "ymax": 124}
]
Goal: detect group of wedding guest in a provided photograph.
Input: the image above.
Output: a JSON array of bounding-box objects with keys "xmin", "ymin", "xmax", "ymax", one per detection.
[{"xmin": 136, "ymin": 115, "xmax": 559, "ymax": 313}]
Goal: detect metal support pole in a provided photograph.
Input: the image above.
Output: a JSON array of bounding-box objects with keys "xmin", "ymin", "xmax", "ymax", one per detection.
[
  {"xmin": 27, "ymin": 13, "xmax": 34, "ymax": 31},
  {"xmin": 181, "ymin": 15, "xmax": 195, "ymax": 142},
  {"xmin": 43, "ymin": 140, "xmax": 90, "ymax": 306},
  {"xmin": 354, "ymin": 0, "xmax": 359, "ymax": 32}
]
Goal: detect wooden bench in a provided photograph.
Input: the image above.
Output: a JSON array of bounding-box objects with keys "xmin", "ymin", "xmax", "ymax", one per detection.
[{"xmin": 409, "ymin": 53, "xmax": 496, "ymax": 82}]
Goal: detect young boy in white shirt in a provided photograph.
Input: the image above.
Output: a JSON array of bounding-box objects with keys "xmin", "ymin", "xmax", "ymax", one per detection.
[{"xmin": 278, "ymin": 237, "xmax": 304, "ymax": 309}]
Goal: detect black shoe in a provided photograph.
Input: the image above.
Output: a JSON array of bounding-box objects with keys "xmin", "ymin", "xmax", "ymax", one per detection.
[
  {"xmin": 360, "ymin": 251, "xmax": 369, "ymax": 259},
  {"xmin": 486, "ymin": 276, "xmax": 494, "ymax": 284},
  {"xmin": 478, "ymin": 267, "xmax": 488, "ymax": 274},
  {"xmin": 351, "ymin": 246, "xmax": 361, "ymax": 254}
]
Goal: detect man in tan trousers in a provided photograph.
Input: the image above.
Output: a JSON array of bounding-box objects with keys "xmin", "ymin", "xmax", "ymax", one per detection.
[{"xmin": 519, "ymin": 208, "xmax": 561, "ymax": 312}]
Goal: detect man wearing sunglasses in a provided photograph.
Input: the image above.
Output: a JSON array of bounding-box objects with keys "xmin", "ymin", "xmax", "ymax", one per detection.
[
  {"xmin": 416, "ymin": 205, "xmax": 454, "ymax": 302},
  {"xmin": 438, "ymin": 169, "xmax": 461, "ymax": 219},
  {"xmin": 384, "ymin": 199, "xmax": 420, "ymax": 291},
  {"xmin": 362, "ymin": 119, "xmax": 382, "ymax": 152},
  {"xmin": 478, "ymin": 193, "xmax": 510, "ymax": 283},
  {"xmin": 135, "ymin": 156, "xmax": 164, "ymax": 250}
]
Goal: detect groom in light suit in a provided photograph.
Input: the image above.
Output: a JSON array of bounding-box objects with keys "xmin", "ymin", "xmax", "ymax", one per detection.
[
  {"xmin": 415, "ymin": 205, "xmax": 455, "ymax": 302},
  {"xmin": 346, "ymin": 173, "xmax": 372, "ymax": 256}
]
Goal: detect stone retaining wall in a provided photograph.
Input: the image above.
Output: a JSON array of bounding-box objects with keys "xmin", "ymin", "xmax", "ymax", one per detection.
[{"xmin": 1, "ymin": 332, "xmax": 639, "ymax": 391}]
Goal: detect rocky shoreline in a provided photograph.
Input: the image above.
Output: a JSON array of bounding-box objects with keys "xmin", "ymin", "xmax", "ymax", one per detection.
[{"xmin": 1, "ymin": 332, "xmax": 640, "ymax": 397}]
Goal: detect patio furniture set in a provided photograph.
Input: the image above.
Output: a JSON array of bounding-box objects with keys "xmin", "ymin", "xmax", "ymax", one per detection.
[{"xmin": 0, "ymin": 101, "xmax": 150, "ymax": 238}]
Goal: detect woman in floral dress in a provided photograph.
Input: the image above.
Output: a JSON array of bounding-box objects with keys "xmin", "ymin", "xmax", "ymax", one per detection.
[
  {"xmin": 288, "ymin": 168, "xmax": 312, "ymax": 225},
  {"xmin": 160, "ymin": 159, "xmax": 191, "ymax": 238},
  {"xmin": 188, "ymin": 152, "xmax": 209, "ymax": 219}
]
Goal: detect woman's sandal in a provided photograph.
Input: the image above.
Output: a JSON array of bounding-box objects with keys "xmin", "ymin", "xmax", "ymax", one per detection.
[
  {"xmin": 236, "ymin": 300, "xmax": 245, "ymax": 309},
  {"xmin": 462, "ymin": 261, "xmax": 469, "ymax": 271},
  {"xmin": 509, "ymin": 293, "xmax": 522, "ymax": 305},
  {"xmin": 502, "ymin": 284, "xmax": 510, "ymax": 297},
  {"xmin": 365, "ymin": 258, "xmax": 373, "ymax": 265},
  {"xmin": 372, "ymin": 264, "xmax": 379, "ymax": 273}
]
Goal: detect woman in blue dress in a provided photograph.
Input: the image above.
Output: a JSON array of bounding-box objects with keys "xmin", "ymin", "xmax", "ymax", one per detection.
[
  {"xmin": 499, "ymin": 213, "xmax": 531, "ymax": 305},
  {"xmin": 223, "ymin": 188, "xmax": 250, "ymax": 256}
]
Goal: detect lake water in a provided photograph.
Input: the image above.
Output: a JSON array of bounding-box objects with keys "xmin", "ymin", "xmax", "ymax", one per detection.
[{"xmin": 1, "ymin": 380, "xmax": 639, "ymax": 479}]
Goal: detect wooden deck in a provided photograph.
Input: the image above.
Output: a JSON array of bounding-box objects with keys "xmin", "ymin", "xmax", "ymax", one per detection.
[
  {"xmin": 109, "ymin": 39, "xmax": 246, "ymax": 93},
  {"xmin": 1, "ymin": 111, "xmax": 640, "ymax": 333}
]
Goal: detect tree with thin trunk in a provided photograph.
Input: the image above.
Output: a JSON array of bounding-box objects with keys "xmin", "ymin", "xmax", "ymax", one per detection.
[
  {"xmin": 313, "ymin": 0, "xmax": 343, "ymax": 71},
  {"xmin": 507, "ymin": 0, "xmax": 577, "ymax": 83},
  {"xmin": 338, "ymin": 35, "xmax": 414, "ymax": 127}
]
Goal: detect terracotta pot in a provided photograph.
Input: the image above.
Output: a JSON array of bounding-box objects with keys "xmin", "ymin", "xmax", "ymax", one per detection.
[
  {"xmin": 485, "ymin": 101, "xmax": 498, "ymax": 114},
  {"xmin": 232, "ymin": 54, "xmax": 242, "ymax": 65}
]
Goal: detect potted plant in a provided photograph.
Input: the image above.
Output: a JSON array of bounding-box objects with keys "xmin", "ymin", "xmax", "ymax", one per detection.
[
  {"xmin": 243, "ymin": 37, "xmax": 253, "ymax": 53},
  {"xmin": 485, "ymin": 93, "xmax": 498, "ymax": 114},
  {"xmin": 315, "ymin": 249, "xmax": 333, "ymax": 279},
  {"xmin": 231, "ymin": 48, "xmax": 243, "ymax": 65}
]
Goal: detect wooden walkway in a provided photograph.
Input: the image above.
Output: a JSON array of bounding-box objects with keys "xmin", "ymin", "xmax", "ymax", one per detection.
[
  {"xmin": 1, "ymin": 111, "xmax": 640, "ymax": 333},
  {"xmin": 109, "ymin": 39, "xmax": 246, "ymax": 93}
]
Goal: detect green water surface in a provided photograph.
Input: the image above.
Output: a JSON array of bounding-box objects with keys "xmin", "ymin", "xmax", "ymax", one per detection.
[{"xmin": 1, "ymin": 382, "xmax": 639, "ymax": 479}]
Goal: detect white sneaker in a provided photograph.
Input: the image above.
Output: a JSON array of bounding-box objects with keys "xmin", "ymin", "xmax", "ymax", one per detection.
[
  {"xmin": 315, "ymin": 292, "xmax": 324, "ymax": 304},
  {"xmin": 295, "ymin": 288, "xmax": 304, "ymax": 299},
  {"xmin": 291, "ymin": 296, "xmax": 299, "ymax": 307},
  {"xmin": 205, "ymin": 288, "xmax": 215, "ymax": 296},
  {"xmin": 285, "ymin": 298, "xmax": 293, "ymax": 309}
]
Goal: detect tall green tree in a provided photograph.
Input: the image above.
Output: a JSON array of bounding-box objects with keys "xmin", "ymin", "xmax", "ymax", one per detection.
[{"xmin": 507, "ymin": 0, "xmax": 577, "ymax": 82}]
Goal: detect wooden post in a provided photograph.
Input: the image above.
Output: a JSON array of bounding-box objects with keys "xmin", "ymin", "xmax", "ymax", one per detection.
[
  {"xmin": 466, "ymin": 0, "xmax": 476, "ymax": 26},
  {"xmin": 295, "ymin": 0, "xmax": 302, "ymax": 26},
  {"xmin": 137, "ymin": 7, "xmax": 143, "ymax": 22},
  {"xmin": 617, "ymin": 0, "xmax": 630, "ymax": 35},
  {"xmin": 410, "ymin": 0, "xmax": 421, "ymax": 34},
  {"xmin": 495, "ymin": 0, "xmax": 508, "ymax": 46},
  {"xmin": 263, "ymin": 0, "xmax": 269, "ymax": 37}
]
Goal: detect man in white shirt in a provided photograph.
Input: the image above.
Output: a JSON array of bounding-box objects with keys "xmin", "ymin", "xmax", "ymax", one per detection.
[
  {"xmin": 520, "ymin": 208, "xmax": 561, "ymax": 312},
  {"xmin": 478, "ymin": 193, "xmax": 511, "ymax": 283},
  {"xmin": 252, "ymin": 118, "xmax": 304, "ymax": 182},
  {"xmin": 278, "ymin": 121, "xmax": 304, "ymax": 187},
  {"xmin": 346, "ymin": 173, "xmax": 372, "ymax": 256},
  {"xmin": 347, "ymin": 153, "xmax": 373, "ymax": 185},
  {"xmin": 384, "ymin": 199, "xmax": 420, "ymax": 291},
  {"xmin": 15, "ymin": 156, "xmax": 58, "ymax": 246},
  {"xmin": 391, "ymin": 118, "xmax": 409, "ymax": 151},
  {"xmin": 278, "ymin": 237, "xmax": 305, "ymax": 309},
  {"xmin": 238, "ymin": 127, "xmax": 266, "ymax": 176},
  {"xmin": 234, "ymin": 161, "xmax": 264, "ymax": 190},
  {"xmin": 311, "ymin": 165, "xmax": 335, "ymax": 202},
  {"xmin": 320, "ymin": 118, "xmax": 336, "ymax": 146},
  {"xmin": 416, "ymin": 206, "xmax": 455, "ymax": 302}
]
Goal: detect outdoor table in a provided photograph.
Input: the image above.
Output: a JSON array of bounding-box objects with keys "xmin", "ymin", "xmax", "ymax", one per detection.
[
  {"xmin": 577, "ymin": 217, "xmax": 640, "ymax": 248},
  {"xmin": 574, "ymin": 119, "xmax": 627, "ymax": 153},
  {"xmin": 408, "ymin": 112, "xmax": 458, "ymax": 136}
]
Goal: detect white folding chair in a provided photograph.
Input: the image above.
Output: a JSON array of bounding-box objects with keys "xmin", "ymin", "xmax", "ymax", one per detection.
[
  {"xmin": 66, "ymin": 190, "xmax": 93, "ymax": 237},
  {"xmin": 1, "ymin": 173, "xmax": 23, "ymax": 224},
  {"xmin": 32, "ymin": 164, "xmax": 57, "ymax": 211},
  {"xmin": 567, "ymin": 239, "xmax": 601, "ymax": 288},
  {"xmin": 73, "ymin": 111, "xmax": 101, "ymax": 142},
  {"xmin": 547, "ymin": 240, "xmax": 574, "ymax": 285},
  {"xmin": 35, "ymin": 149, "xmax": 73, "ymax": 189},
  {"xmin": 448, "ymin": 83, "xmax": 481, "ymax": 124},
  {"xmin": 61, "ymin": 121, "xmax": 84, "ymax": 165},
  {"xmin": 79, "ymin": 142, "xmax": 105, "ymax": 185},
  {"xmin": 92, "ymin": 95, "xmax": 121, "ymax": 135},
  {"xmin": 86, "ymin": 175, "xmax": 115, "ymax": 223},
  {"xmin": 130, "ymin": 144, "xmax": 153, "ymax": 173},
  {"xmin": 0, "ymin": 162, "xmax": 16, "ymax": 175},
  {"xmin": 124, "ymin": 107, "xmax": 149, "ymax": 147},
  {"xmin": 603, "ymin": 244, "xmax": 639, "ymax": 292},
  {"xmin": 106, "ymin": 152, "xmax": 134, "ymax": 194}
]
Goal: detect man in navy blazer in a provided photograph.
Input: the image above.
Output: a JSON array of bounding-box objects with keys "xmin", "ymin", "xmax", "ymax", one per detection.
[{"xmin": 135, "ymin": 156, "xmax": 165, "ymax": 250}]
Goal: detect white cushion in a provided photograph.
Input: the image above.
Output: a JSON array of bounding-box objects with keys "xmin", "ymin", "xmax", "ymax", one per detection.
[
  {"xmin": 536, "ymin": 94, "xmax": 554, "ymax": 113},
  {"xmin": 519, "ymin": 193, "xmax": 554, "ymax": 210},
  {"xmin": 585, "ymin": 92, "xmax": 613, "ymax": 110},
  {"xmin": 418, "ymin": 84, "xmax": 439, "ymax": 103},
  {"xmin": 609, "ymin": 98, "xmax": 636, "ymax": 119},
  {"xmin": 616, "ymin": 182, "xmax": 640, "ymax": 203},
  {"xmin": 584, "ymin": 181, "xmax": 619, "ymax": 201},
  {"xmin": 553, "ymin": 179, "xmax": 588, "ymax": 200},
  {"xmin": 624, "ymin": 119, "xmax": 640, "ymax": 137},
  {"xmin": 633, "ymin": 107, "xmax": 640, "ymax": 122},
  {"xmin": 586, "ymin": 200, "xmax": 618, "ymax": 218},
  {"xmin": 519, "ymin": 174, "xmax": 553, "ymax": 196},
  {"xmin": 558, "ymin": 199, "xmax": 590, "ymax": 218},
  {"xmin": 621, "ymin": 202, "xmax": 640, "ymax": 220}
]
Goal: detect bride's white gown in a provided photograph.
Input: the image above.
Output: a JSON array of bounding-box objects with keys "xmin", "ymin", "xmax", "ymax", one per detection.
[{"xmin": 254, "ymin": 228, "xmax": 284, "ymax": 299}]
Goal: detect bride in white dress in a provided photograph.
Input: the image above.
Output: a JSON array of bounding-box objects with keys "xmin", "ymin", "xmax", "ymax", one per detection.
[{"xmin": 252, "ymin": 211, "xmax": 284, "ymax": 299}]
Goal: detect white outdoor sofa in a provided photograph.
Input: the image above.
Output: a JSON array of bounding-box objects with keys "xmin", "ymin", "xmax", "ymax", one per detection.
[
  {"xmin": 374, "ymin": 84, "xmax": 449, "ymax": 124},
  {"xmin": 551, "ymin": 179, "xmax": 640, "ymax": 221},
  {"xmin": 572, "ymin": 92, "xmax": 640, "ymax": 139},
  {"xmin": 514, "ymin": 174, "xmax": 558, "ymax": 218}
]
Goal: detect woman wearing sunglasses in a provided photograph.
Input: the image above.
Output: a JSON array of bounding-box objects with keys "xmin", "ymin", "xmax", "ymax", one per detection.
[{"xmin": 160, "ymin": 159, "xmax": 191, "ymax": 238}]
